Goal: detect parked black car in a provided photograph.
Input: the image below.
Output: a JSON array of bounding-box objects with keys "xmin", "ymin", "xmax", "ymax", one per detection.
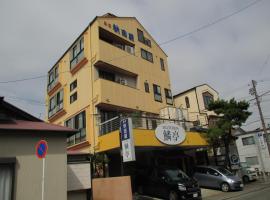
[{"xmin": 136, "ymin": 167, "xmax": 201, "ymax": 200}]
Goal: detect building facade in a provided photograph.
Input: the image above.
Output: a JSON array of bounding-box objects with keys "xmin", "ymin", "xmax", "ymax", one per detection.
[
  {"xmin": 235, "ymin": 129, "xmax": 270, "ymax": 173},
  {"xmin": 173, "ymin": 84, "xmax": 219, "ymax": 128},
  {"xmin": 0, "ymin": 97, "xmax": 76, "ymax": 200},
  {"xmin": 46, "ymin": 13, "xmax": 173, "ymax": 153}
]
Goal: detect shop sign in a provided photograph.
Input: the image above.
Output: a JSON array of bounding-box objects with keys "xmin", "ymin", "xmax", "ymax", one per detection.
[
  {"xmin": 120, "ymin": 118, "xmax": 136, "ymax": 162},
  {"xmin": 155, "ymin": 123, "xmax": 186, "ymax": 145}
]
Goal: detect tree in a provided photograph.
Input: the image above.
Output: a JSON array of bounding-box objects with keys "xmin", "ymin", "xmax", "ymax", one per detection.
[{"xmin": 205, "ymin": 98, "xmax": 251, "ymax": 169}]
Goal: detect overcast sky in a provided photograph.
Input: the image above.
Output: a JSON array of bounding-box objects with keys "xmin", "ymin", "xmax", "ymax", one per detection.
[{"xmin": 0, "ymin": 0, "xmax": 269, "ymax": 130}]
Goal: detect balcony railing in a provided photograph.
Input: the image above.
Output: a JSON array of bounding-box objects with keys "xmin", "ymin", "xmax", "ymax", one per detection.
[
  {"xmin": 48, "ymin": 102, "xmax": 63, "ymax": 118},
  {"xmin": 98, "ymin": 116, "xmax": 197, "ymax": 136},
  {"xmin": 47, "ymin": 77, "xmax": 59, "ymax": 92}
]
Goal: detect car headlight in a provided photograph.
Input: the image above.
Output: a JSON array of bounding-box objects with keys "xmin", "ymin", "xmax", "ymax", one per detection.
[
  {"xmin": 247, "ymin": 170, "xmax": 251, "ymax": 174},
  {"xmin": 227, "ymin": 179, "xmax": 234, "ymax": 183},
  {"xmin": 178, "ymin": 184, "xmax": 186, "ymax": 191}
]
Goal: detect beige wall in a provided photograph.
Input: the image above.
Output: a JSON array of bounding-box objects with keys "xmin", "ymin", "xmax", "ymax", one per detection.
[
  {"xmin": 0, "ymin": 133, "xmax": 67, "ymax": 200},
  {"xmin": 174, "ymin": 84, "xmax": 219, "ymax": 126}
]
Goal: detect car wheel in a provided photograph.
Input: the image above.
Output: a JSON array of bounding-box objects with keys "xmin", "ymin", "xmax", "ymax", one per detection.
[
  {"xmin": 243, "ymin": 175, "xmax": 250, "ymax": 183},
  {"xmin": 221, "ymin": 182, "xmax": 230, "ymax": 192},
  {"xmin": 169, "ymin": 191, "xmax": 179, "ymax": 200},
  {"xmin": 137, "ymin": 186, "xmax": 143, "ymax": 195}
]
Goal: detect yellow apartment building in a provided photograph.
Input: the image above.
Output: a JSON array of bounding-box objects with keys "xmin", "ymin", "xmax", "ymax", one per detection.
[
  {"xmin": 46, "ymin": 13, "xmax": 208, "ymax": 177},
  {"xmin": 173, "ymin": 84, "xmax": 219, "ymax": 128}
]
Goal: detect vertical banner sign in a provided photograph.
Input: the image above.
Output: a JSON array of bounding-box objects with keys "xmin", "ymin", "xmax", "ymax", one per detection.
[
  {"xmin": 257, "ymin": 132, "xmax": 266, "ymax": 149},
  {"xmin": 36, "ymin": 140, "xmax": 48, "ymax": 200},
  {"xmin": 120, "ymin": 118, "xmax": 136, "ymax": 162}
]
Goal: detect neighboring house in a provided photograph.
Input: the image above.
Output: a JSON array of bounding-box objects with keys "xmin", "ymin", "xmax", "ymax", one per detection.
[
  {"xmin": 0, "ymin": 97, "xmax": 76, "ymax": 200},
  {"xmin": 235, "ymin": 128, "xmax": 270, "ymax": 172},
  {"xmin": 173, "ymin": 84, "xmax": 219, "ymax": 127}
]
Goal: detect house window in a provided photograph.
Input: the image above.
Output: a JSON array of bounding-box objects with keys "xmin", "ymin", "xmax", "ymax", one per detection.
[
  {"xmin": 65, "ymin": 111, "xmax": 86, "ymax": 146},
  {"xmin": 48, "ymin": 89, "xmax": 63, "ymax": 118},
  {"xmin": 144, "ymin": 82, "xmax": 150, "ymax": 93},
  {"xmin": 153, "ymin": 84, "xmax": 162, "ymax": 102},
  {"xmin": 185, "ymin": 97, "xmax": 190, "ymax": 108},
  {"xmin": 70, "ymin": 37, "xmax": 84, "ymax": 70},
  {"xmin": 70, "ymin": 92, "xmax": 77, "ymax": 104},
  {"xmin": 128, "ymin": 33, "xmax": 134, "ymax": 41},
  {"xmin": 242, "ymin": 136, "xmax": 255, "ymax": 146},
  {"xmin": 246, "ymin": 156, "xmax": 259, "ymax": 165},
  {"xmin": 160, "ymin": 58, "xmax": 165, "ymax": 71},
  {"xmin": 47, "ymin": 65, "xmax": 59, "ymax": 91},
  {"xmin": 121, "ymin": 29, "xmax": 127, "ymax": 38},
  {"xmin": 202, "ymin": 92, "xmax": 214, "ymax": 109},
  {"xmin": 70, "ymin": 80, "xmax": 77, "ymax": 92},
  {"xmin": 141, "ymin": 49, "xmax": 153, "ymax": 62},
  {"xmin": 165, "ymin": 89, "xmax": 173, "ymax": 105},
  {"xmin": 0, "ymin": 159, "xmax": 15, "ymax": 200},
  {"xmin": 137, "ymin": 29, "xmax": 151, "ymax": 47}
]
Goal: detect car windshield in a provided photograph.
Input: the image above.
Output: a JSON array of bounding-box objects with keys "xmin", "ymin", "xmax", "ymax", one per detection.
[
  {"xmin": 165, "ymin": 169, "xmax": 190, "ymax": 182},
  {"xmin": 240, "ymin": 162, "xmax": 250, "ymax": 168},
  {"xmin": 217, "ymin": 167, "xmax": 233, "ymax": 176}
]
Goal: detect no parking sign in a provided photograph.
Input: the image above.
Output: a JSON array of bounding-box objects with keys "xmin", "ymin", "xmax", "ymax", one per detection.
[{"xmin": 35, "ymin": 140, "xmax": 48, "ymax": 159}]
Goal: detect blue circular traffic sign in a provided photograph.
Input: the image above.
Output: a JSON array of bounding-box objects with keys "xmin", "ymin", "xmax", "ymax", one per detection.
[{"xmin": 35, "ymin": 140, "xmax": 48, "ymax": 159}]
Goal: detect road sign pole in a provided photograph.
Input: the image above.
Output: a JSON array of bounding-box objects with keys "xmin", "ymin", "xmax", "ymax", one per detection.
[{"xmin": 42, "ymin": 157, "xmax": 45, "ymax": 200}]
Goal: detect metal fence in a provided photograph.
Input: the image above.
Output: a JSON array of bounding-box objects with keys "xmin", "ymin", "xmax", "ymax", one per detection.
[{"xmin": 98, "ymin": 116, "xmax": 195, "ymax": 136}]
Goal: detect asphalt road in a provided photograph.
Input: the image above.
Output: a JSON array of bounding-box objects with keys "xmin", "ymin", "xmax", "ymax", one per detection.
[{"xmin": 225, "ymin": 187, "xmax": 270, "ymax": 200}]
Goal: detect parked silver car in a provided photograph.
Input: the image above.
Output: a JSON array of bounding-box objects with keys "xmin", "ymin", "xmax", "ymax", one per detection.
[{"xmin": 193, "ymin": 166, "xmax": 244, "ymax": 192}]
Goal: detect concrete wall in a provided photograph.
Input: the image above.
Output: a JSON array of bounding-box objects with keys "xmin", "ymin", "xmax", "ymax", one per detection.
[
  {"xmin": 0, "ymin": 133, "xmax": 67, "ymax": 200},
  {"xmin": 236, "ymin": 132, "xmax": 270, "ymax": 172}
]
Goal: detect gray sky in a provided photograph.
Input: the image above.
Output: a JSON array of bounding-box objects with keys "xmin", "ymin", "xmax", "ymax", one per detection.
[{"xmin": 0, "ymin": 0, "xmax": 269, "ymax": 130}]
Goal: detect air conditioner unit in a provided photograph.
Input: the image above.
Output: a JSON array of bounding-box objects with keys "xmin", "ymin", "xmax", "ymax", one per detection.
[
  {"xmin": 120, "ymin": 78, "xmax": 127, "ymax": 86},
  {"xmin": 125, "ymin": 46, "xmax": 134, "ymax": 55}
]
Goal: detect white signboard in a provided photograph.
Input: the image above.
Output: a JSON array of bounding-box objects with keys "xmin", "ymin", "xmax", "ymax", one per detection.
[
  {"xmin": 120, "ymin": 118, "xmax": 136, "ymax": 162},
  {"xmin": 155, "ymin": 123, "xmax": 186, "ymax": 145},
  {"xmin": 257, "ymin": 132, "xmax": 266, "ymax": 149}
]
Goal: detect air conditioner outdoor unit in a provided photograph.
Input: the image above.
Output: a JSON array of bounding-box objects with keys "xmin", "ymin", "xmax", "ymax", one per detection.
[
  {"xmin": 120, "ymin": 78, "xmax": 127, "ymax": 85},
  {"xmin": 125, "ymin": 46, "xmax": 134, "ymax": 54}
]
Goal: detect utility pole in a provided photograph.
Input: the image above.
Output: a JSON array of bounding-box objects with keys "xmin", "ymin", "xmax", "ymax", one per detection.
[{"xmin": 250, "ymin": 80, "xmax": 269, "ymax": 180}]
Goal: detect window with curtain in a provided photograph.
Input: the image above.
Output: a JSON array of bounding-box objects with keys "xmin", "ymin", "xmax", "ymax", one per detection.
[
  {"xmin": 185, "ymin": 96, "xmax": 190, "ymax": 108},
  {"xmin": 0, "ymin": 163, "xmax": 14, "ymax": 200}
]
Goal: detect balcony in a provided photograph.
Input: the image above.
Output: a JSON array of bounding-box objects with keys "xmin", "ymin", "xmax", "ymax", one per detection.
[
  {"xmin": 93, "ymin": 78, "xmax": 143, "ymax": 110},
  {"xmin": 96, "ymin": 116, "xmax": 208, "ymax": 153},
  {"xmin": 98, "ymin": 39, "xmax": 138, "ymax": 74}
]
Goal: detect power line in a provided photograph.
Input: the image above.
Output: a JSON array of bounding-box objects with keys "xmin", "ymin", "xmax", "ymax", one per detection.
[
  {"xmin": 159, "ymin": 0, "xmax": 264, "ymax": 46},
  {"xmin": 0, "ymin": 0, "xmax": 264, "ymax": 85}
]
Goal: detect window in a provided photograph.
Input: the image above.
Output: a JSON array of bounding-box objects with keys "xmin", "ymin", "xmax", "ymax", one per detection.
[
  {"xmin": 137, "ymin": 29, "xmax": 151, "ymax": 47},
  {"xmin": 70, "ymin": 92, "xmax": 77, "ymax": 104},
  {"xmin": 48, "ymin": 89, "xmax": 63, "ymax": 118},
  {"xmin": 246, "ymin": 156, "xmax": 259, "ymax": 165},
  {"xmin": 128, "ymin": 33, "xmax": 134, "ymax": 41},
  {"xmin": 47, "ymin": 65, "xmax": 59, "ymax": 91},
  {"xmin": 99, "ymin": 70, "xmax": 115, "ymax": 81},
  {"xmin": 165, "ymin": 89, "xmax": 173, "ymax": 105},
  {"xmin": 160, "ymin": 58, "xmax": 165, "ymax": 71},
  {"xmin": 144, "ymin": 82, "xmax": 150, "ymax": 93},
  {"xmin": 70, "ymin": 80, "xmax": 77, "ymax": 92},
  {"xmin": 242, "ymin": 136, "xmax": 255, "ymax": 146},
  {"xmin": 185, "ymin": 97, "xmax": 190, "ymax": 108},
  {"xmin": 141, "ymin": 48, "xmax": 153, "ymax": 62},
  {"xmin": 65, "ymin": 111, "xmax": 86, "ymax": 146},
  {"xmin": 0, "ymin": 159, "xmax": 15, "ymax": 200},
  {"xmin": 121, "ymin": 29, "xmax": 127, "ymax": 38},
  {"xmin": 153, "ymin": 84, "xmax": 162, "ymax": 102},
  {"xmin": 70, "ymin": 37, "xmax": 84, "ymax": 70},
  {"xmin": 113, "ymin": 24, "xmax": 120, "ymax": 33},
  {"xmin": 202, "ymin": 92, "xmax": 214, "ymax": 109}
]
